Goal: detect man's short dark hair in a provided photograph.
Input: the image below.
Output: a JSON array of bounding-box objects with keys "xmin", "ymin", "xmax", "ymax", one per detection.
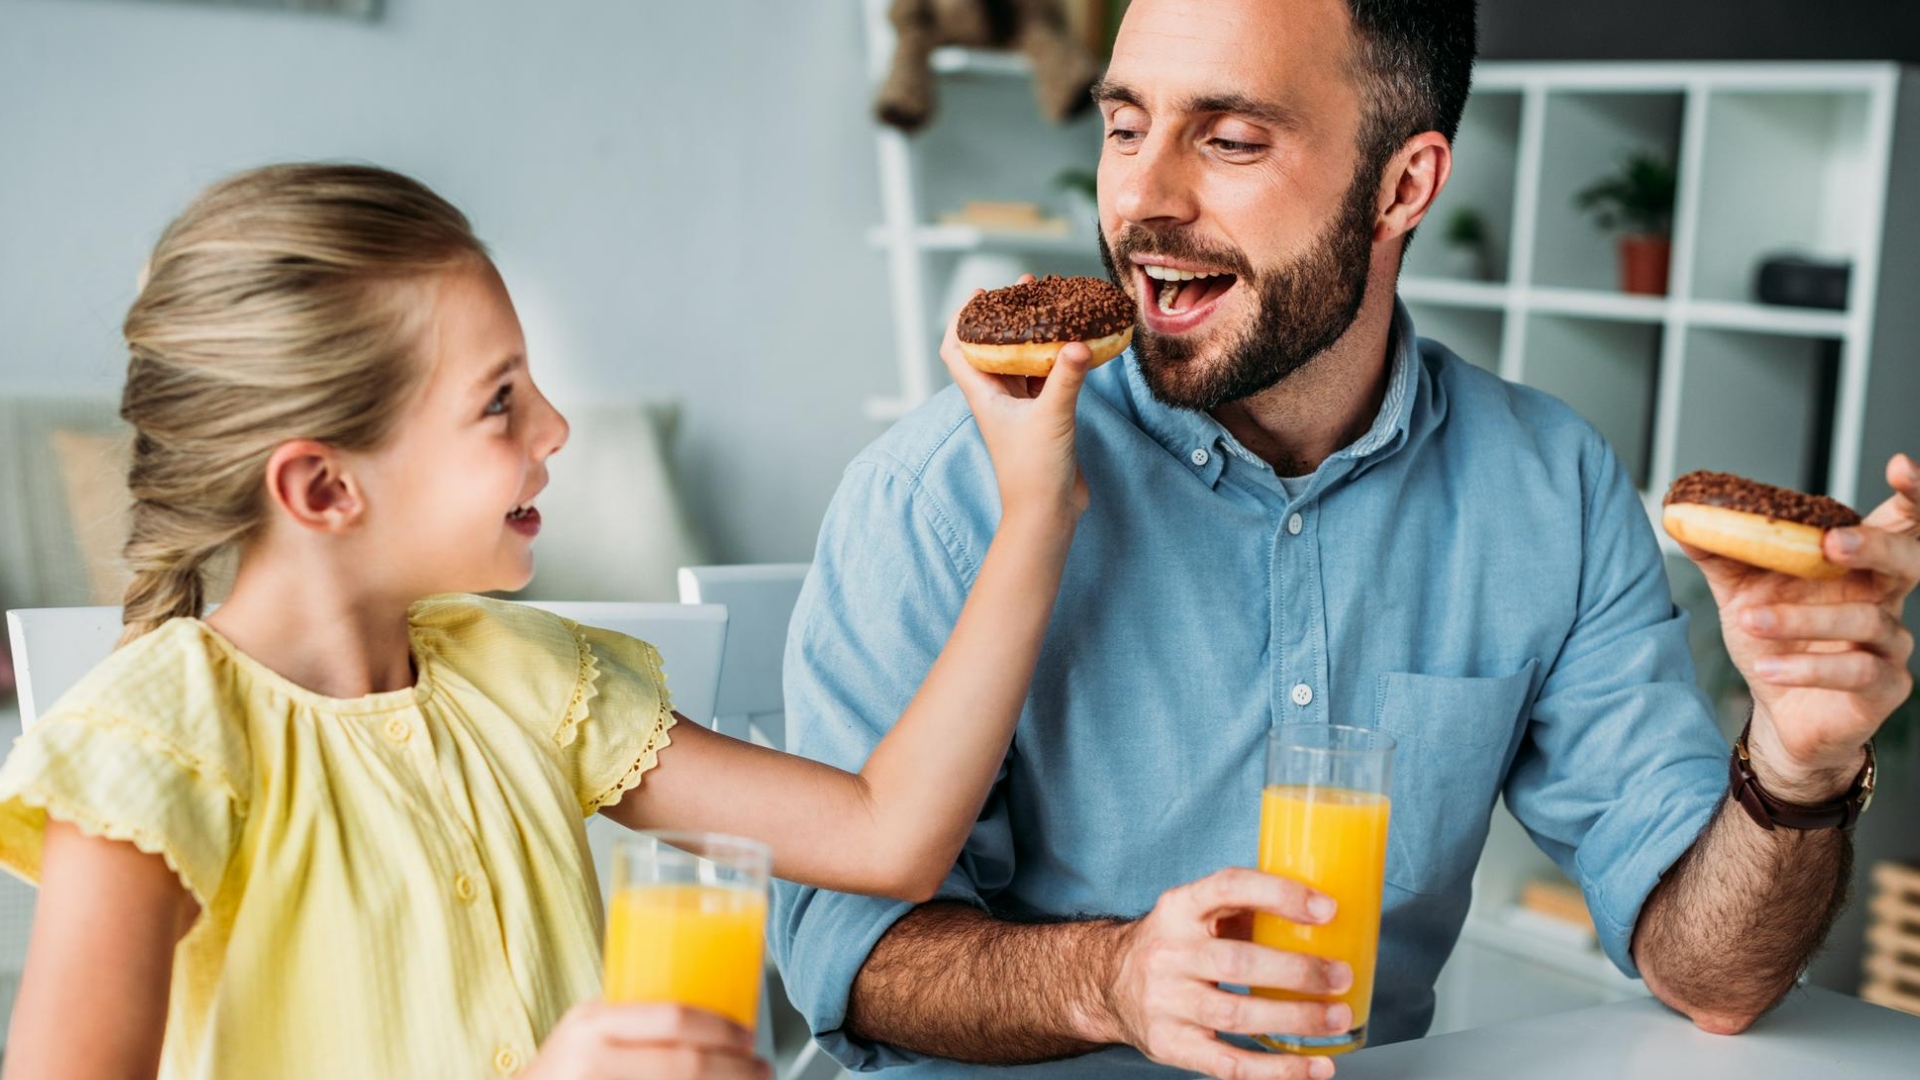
[{"xmin": 1346, "ymin": 1, "xmax": 1478, "ymax": 166}]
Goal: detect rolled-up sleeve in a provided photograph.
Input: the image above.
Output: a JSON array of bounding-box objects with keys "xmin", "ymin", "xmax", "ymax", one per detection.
[
  {"xmin": 769, "ymin": 457, "xmax": 1018, "ymax": 1071},
  {"xmin": 1504, "ymin": 429, "xmax": 1728, "ymax": 977}
]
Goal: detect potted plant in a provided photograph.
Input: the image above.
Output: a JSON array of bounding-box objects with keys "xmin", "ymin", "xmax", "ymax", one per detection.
[
  {"xmin": 1440, "ymin": 206, "xmax": 1493, "ymax": 281},
  {"xmin": 1576, "ymin": 153, "xmax": 1678, "ymax": 296}
]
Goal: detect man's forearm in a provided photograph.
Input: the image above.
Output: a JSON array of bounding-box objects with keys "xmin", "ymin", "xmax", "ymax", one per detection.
[
  {"xmin": 846, "ymin": 901, "xmax": 1131, "ymax": 1065},
  {"xmin": 1633, "ymin": 798, "xmax": 1851, "ymax": 1032}
]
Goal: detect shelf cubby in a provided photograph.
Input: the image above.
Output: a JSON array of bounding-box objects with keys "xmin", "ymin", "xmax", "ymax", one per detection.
[
  {"xmin": 910, "ymin": 77, "xmax": 1104, "ymax": 230},
  {"xmin": 1669, "ymin": 327, "xmax": 1842, "ymax": 494},
  {"xmin": 1530, "ymin": 91, "xmax": 1686, "ymax": 295},
  {"xmin": 1687, "ymin": 89, "xmax": 1875, "ymax": 307},
  {"xmin": 1518, "ymin": 314, "xmax": 1663, "ymax": 490}
]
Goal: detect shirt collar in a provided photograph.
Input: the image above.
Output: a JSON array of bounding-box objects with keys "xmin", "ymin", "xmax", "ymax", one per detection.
[{"xmin": 1122, "ymin": 298, "xmax": 1423, "ymax": 491}]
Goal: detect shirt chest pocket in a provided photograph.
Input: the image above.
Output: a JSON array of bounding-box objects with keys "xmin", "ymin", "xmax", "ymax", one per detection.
[{"xmin": 1373, "ymin": 661, "xmax": 1538, "ymax": 895}]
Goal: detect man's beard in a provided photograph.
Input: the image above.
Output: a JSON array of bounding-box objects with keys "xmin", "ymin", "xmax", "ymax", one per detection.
[{"xmin": 1098, "ymin": 163, "xmax": 1378, "ymax": 411}]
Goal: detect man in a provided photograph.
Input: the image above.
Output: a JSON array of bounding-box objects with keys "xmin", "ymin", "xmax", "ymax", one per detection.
[{"xmin": 772, "ymin": 2, "xmax": 1920, "ymax": 1078}]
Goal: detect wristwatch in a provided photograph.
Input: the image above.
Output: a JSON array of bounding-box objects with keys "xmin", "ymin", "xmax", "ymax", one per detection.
[{"xmin": 1728, "ymin": 716, "xmax": 1875, "ymax": 832}]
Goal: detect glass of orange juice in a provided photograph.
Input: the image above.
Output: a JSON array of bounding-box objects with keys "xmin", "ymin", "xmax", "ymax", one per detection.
[
  {"xmin": 602, "ymin": 831, "xmax": 771, "ymax": 1032},
  {"xmin": 1252, "ymin": 724, "xmax": 1394, "ymax": 1057}
]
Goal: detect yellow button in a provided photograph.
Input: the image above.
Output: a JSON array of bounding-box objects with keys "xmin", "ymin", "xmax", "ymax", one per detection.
[
  {"xmin": 383, "ymin": 717, "xmax": 410, "ymax": 743},
  {"xmin": 455, "ymin": 873, "xmax": 479, "ymax": 903},
  {"xmin": 493, "ymin": 1046, "xmax": 521, "ymax": 1075}
]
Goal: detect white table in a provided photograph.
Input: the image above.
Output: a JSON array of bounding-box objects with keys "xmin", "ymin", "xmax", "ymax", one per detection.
[{"xmin": 1336, "ymin": 987, "xmax": 1918, "ymax": 1079}]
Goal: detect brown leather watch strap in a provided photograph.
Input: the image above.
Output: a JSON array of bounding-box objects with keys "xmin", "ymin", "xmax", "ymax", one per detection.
[{"xmin": 1728, "ymin": 716, "xmax": 1875, "ymax": 832}]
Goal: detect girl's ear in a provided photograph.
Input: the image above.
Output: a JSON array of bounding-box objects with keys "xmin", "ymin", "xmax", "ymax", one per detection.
[{"xmin": 263, "ymin": 440, "xmax": 365, "ymax": 533}]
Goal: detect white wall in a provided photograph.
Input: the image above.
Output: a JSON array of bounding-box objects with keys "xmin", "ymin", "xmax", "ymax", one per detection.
[{"xmin": 0, "ymin": 0, "xmax": 895, "ymax": 563}]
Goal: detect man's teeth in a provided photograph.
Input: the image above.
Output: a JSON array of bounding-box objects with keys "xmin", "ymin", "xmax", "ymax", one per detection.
[{"xmin": 1141, "ymin": 265, "xmax": 1228, "ymax": 282}]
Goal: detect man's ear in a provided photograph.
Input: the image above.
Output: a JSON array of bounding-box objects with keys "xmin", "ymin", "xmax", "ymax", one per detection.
[
  {"xmin": 1374, "ymin": 131, "xmax": 1453, "ymax": 243},
  {"xmin": 263, "ymin": 440, "xmax": 365, "ymax": 534}
]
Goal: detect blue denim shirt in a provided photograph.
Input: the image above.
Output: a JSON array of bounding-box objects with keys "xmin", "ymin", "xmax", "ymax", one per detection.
[{"xmin": 771, "ymin": 302, "xmax": 1727, "ymax": 1078}]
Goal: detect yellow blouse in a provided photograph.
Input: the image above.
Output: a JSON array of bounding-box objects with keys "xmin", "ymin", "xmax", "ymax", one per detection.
[{"xmin": 0, "ymin": 595, "xmax": 676, "ymax": 1080}]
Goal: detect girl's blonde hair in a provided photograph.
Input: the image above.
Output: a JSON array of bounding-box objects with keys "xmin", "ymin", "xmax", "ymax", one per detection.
[{"xmin": 118, "ymin": 163, "xmax": 488, "ymax": 644}]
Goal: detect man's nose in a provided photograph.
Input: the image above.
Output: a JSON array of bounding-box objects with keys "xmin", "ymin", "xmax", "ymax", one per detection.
[{"xmin": 1109, "ymin": 134, "xmax": 1201, "ymax": 228}]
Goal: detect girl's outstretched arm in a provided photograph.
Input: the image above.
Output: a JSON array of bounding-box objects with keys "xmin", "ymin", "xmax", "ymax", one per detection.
[
  {"xmin": 603, "ymin": 297, "xmax": 1093, "ymax": 902},
  {"xmin": 4, "ymin": 822, "xmax": 196, "ymax": 1080}
]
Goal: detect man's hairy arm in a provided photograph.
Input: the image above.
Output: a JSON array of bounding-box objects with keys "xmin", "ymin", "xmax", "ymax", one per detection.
[
  {"xmin": 847, "ymin": 902, "xmax": 1126, "ymax": 1065},
  {"xmin": 1633, "ymin": 800, "xmax": 1852, "ymax": 1033}
]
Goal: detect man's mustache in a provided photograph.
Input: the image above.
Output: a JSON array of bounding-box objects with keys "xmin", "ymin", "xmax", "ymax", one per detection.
[{"xmin": 1103, "ymin": 227, "xmax": 1254, "ymax": 279}]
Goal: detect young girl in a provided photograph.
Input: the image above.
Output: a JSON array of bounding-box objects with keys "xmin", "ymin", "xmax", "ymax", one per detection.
[{"xmin": 0, "ymin": 165, "xmax": 1093, "ymax": 1080}]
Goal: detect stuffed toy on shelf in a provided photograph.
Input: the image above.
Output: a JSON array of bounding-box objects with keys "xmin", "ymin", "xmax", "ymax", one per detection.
[{"xmin": 875, "ymin": 0, "xmax": 1103, "ymax": 133}]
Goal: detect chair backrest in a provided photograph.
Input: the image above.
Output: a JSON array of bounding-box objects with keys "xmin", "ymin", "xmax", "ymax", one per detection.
[
  {"xmin": 676, "ymin": 564, "xmax": 808, "ymax": 748},
  {"xmin": 6, "ymin": 606, "xmax": 122, "ymax": 728}
]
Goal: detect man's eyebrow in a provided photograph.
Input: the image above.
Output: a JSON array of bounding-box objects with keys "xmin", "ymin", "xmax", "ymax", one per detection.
[
  {"xmin": 1183, "ymin": 92, "xmax": 1303, "ymax": 130},
  {"xmin": 1091, "ymin": 80, "xmax": 1302, "ymax": 131},
  {"xmin": 1090, "ymin": 78, "xmax": 1144, "ymax": 109},
  {"xmin": 474, "ymin": 354, "xmax": 524, "ymax": 390}
]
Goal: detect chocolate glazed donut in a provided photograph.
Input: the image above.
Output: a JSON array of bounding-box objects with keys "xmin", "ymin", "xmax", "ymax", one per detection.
[
  {"xmin": 1662, "ymin": 470, "xmax": 1862, "ymax": 579},
  {"xmin": 956, "ymin": 276, "xmax": 1135, "ymax": 377}
]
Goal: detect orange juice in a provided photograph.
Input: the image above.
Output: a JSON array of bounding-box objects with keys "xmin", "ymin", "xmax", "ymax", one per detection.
[
  {"xmin": 603, "ymin": 883, "xmax": 768, "ymax": 1029},
  {"xmin": 1251, "ymin": 784, "xmax": 1391, "ymax": 1055}
]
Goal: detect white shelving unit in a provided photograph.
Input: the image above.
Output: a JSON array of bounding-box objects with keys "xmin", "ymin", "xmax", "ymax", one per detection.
[{"xmin": 860, "ymin": 45, "xmax": 1920, "ymax": 1034}]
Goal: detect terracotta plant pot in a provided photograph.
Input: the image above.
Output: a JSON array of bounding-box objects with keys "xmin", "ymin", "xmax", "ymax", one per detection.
[{"xmin": 1618, "ymin": 234, "xmax": 1671, "ymax": 296}]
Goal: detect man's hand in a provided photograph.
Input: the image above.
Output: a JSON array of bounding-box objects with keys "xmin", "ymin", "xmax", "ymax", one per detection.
[
  {"xmin": 1083, "ymin": 868, "xmax": 1350, "ymax": 1080},
  {"xmin": 1682, "ymin": 453, "xmax": 1919, "ymax": 802}
]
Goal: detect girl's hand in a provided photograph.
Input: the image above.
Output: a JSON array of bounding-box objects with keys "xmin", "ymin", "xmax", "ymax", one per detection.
[
  {"xmin": 940, "ymin": 278, "xmax": 1093, "ymax": 522},
  {"xmin": 522, "ymin": 1002, "xmax": 768, "ymax": 1080}
]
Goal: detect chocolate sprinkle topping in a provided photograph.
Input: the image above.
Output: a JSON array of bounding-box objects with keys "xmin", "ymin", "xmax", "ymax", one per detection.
[
  {"xmin": 1664, "ymin": 470, "xmax": 1861, "ymax": 530},
  {"xmin": 957, "ymin": 275, "xmax": 1134, "ymax": 345}
]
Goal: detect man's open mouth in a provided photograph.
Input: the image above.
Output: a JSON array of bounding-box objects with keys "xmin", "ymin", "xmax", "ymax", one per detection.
[
  {"xmin": 1143, "ymin": 264, "xmax": 1239, "ymax": 315},
  {"xmin": 1133, "ymin": 261, "xmax": 1242, "ymax": 335}
]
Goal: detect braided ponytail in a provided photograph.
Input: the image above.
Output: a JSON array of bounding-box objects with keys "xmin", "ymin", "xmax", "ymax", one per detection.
[{"xmin": 115, "ymin": 164, "xmax": 487, "ymax": 645}]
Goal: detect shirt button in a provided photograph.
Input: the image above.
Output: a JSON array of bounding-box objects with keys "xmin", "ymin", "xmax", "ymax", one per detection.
[
  {"xmin": 493, "ymin": 1045, "xmax": 521, "ymax": 1075},
  {"xmin": 1190, "ymin": 447, "xmax": 1210, "ymax": 466},
  {"xmin": 1287, "ymin": 513, "xmax": 1304, "ymax": 535},
  {"xmin": 455, "ymin": 873, "xmax": 479, "ymax": 903},
  {"xmin": 383, "ymin": 717, "xmax": 410, "ymax": 743},
  {"xmin": 1291, "ymin": 683, "xmax": 1314, "ymax": 707}
]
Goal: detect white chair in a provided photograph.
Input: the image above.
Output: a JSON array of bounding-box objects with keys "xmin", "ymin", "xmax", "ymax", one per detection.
[
  {"xmin": 5, "ymin": 606, "xmax": 122, "ymax": 729},
  {"xmin": 675, "ymin": 564, "xmax": 808, "ymax": 748},
  {"xmin": 676, "ymin": 565, "xmax": 845, "ymax": 1080}
]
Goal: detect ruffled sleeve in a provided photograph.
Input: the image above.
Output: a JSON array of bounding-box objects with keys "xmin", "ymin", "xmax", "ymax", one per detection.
[
  {"xmin": 0, "ymin": 709, "xmax": 243, "ymax": 908},
  {"xmin": 553, "ymin": 621, "xmax": 679, "ymax": 816},
  {"xmin": 409, "ymin": 596, "xmax": 680, "ymax": 818}
]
